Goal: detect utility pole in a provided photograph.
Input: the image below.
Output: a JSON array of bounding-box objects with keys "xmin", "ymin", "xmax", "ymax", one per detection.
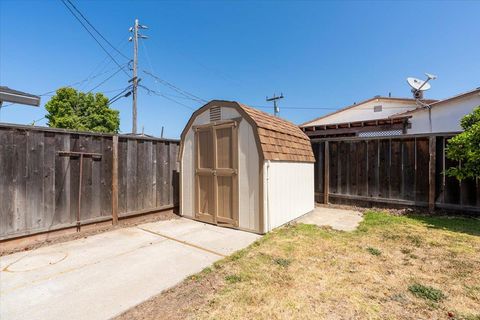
[
  {"xmin": 129, "ymin": 18, "xmax": 148, "ymax": 134},
  {"xmin": 266, "ymin": 93, "xmax": 284, "ymax": 117}
]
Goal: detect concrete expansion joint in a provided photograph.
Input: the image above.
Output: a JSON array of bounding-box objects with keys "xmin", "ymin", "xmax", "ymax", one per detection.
[{"xmin": 135, "ymin": 227, "xmax": 227, "ymax": 258}]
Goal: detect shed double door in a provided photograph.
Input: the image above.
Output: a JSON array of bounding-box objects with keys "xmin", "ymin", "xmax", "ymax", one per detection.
[{"xmin": 195, "ymin": 122, "xmax": 238, "ymax": 227}]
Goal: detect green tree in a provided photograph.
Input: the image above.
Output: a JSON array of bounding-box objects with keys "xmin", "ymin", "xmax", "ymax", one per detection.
[
  {"xmin": 45, "ymin": 87, "xmax": 120, "ymax": 133},
  {"xmin": 445, "ymin": 106, "xmax": 480, "ymax": 180}
]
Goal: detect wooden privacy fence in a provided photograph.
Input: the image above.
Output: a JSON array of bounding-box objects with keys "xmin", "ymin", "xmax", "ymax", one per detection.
[
  {"xmin": 0, "ymin": 124, "xmax": 179, "ymax": 240},
  {"xmin": 312, "ymin": 133, "xmax": 480, "ymax": 213}
]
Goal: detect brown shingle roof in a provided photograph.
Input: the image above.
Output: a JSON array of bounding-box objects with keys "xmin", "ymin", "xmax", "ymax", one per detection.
[
  {"xmin": 180, "ymin": 100, "xmax": 315, "ymax": 163},
  {"xmin": 237, "ymin": 103, "xmax": 315, "ymax": 162}
]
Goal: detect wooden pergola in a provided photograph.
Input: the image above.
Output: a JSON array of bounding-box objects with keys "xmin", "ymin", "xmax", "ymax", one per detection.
[{"xmin": 301, "ymin": 116, "xmax": 412, "ymax": 138}]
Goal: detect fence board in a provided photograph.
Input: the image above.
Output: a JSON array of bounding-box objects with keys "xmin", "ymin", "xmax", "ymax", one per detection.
[
  {"xmin": 367, "ymin": 140, "xmax": 379, "ymax": 197},
  {"xmin": 415, "ymin": 138, "xmax": 429, "ymax": 202},
  {"xmin": 402, "ymin": 139, "xmax": 415, "ymax": 201},
  {"xmin": 118, "ymin": 139, "xmax": 128, "ymax": 214},
  {"xmin": 0, "ymin": 129, "xmax": 14, "ymax": 235},
  {"xmin": 378, "ymin": 139, "xmax": 390, "ymax": 198},
  {"xmin": 339, "ymin": 142, "xmax": 348, "ymax": 195},
  {"xmin": 157, "ymin": 142, "xmax": 169, "ymax": 206},
  {"xmin": 357, "ymin": 141, "xmax": 368, "ymax": 196},
  {"xmin": 126, "ymin": 139, "xmax": 138, "ymax": 212},
  {"xmin": 43, "ymin": 132, "xmax": 56, "ymax": 229},
  {"xmin": 54, "ymin": 134, "xmax": 70, "ymax": 224},
  {"xmin": 13, "ymin": 130, "xmax": 28, "ymax": 233},
  {"xmin": 390, "ymin": 139, "xmax": 402, "ymax": 199},
  {"xmin": 329, "ymin": 142, "xmax": 338, "ymax": 194},
  {"xmin": 349, "ymin": 142, "xmax": 357, "ymax": 195}
]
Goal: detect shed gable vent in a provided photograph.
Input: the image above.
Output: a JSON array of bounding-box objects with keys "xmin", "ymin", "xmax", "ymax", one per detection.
[
  {"xmin": 373, "ymin": 105, "xmax": 382, "ymax": 112},
  {"xmin": 210, "ymin": 106, "xmax": 221, "ymax": 122}
]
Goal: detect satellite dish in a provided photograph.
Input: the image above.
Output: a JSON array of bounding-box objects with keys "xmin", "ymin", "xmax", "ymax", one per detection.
[
  {"xmin": 407, "ymin": 73, "xmax": 436, "ymax": 99},
  {"xmin": 407, "ymin": 77, "xmax": 431, "ymax": 91}
]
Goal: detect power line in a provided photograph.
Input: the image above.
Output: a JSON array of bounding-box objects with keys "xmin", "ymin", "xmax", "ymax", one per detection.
[
  {"xmin": 87, "ymin": 63, "xmax": 129, "ymax": 93},
  {"xmin": 108, "ymin": 85, "xmax": 133, "ymax": 105},
  {"xmin": 79, "ymin": 40, "xmax": 129, "ymax": 90},
  {"xmin": 65, "ymin": 0, "xmax": 130, "ymax": 61},
  {"xmin": 60, "ymin": 0, "xmax": 130, "ymax": 77},
  {"xmin": 1, "ymin": 64, "xmax": 129, "ymax": 109},
  {"xmin": 143, "ymin": 70, "xmax": 207, "ymax": 103},
  {"xmin": 139, "ymin": 84, "xmax": 196, "ymax": 110}
]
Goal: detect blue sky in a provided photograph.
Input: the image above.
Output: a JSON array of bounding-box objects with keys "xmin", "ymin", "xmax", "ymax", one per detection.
[{"xmin": 1, "ymin": 0, "xmax": 479, "ymax": 138}]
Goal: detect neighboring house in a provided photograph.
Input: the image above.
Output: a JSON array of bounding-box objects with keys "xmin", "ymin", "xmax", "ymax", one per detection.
[
  {"xmin": 301, "ymin": 88, "xmax": 480, "ymax": 138},
  {"xmin": 0, "ymin": 86, "xmax": 40, "ymax": 107},
  {"xmin": 395, "ymin": 87, "xmax": 480, "ymax": 135}
]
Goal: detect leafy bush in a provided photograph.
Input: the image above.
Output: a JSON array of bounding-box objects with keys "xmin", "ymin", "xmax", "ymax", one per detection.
[{"xmin": 445, "ymin": 106, "xmax": 480, "ymax": 180}]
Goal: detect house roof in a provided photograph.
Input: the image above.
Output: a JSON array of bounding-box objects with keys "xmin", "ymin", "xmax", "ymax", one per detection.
[
  {"xmin": 300, "ymin": 96, "xmax": 437, "ymax": 127},
  {"xmin": 391, "ymin": 87, "xmax": 480, "ymax": 118},
  {"xmin": 181, "ymin": 100, "xmax": 315, "ymax": 163},
  {"xmin": 0, "ymin": 86, "xmax": 41, "ymax": 106}
]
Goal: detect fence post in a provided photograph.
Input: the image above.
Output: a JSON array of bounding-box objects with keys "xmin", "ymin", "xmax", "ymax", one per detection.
[
  {"xmin": 324, "ymin": 141, "xmax": 330, "ymax": 204},
  {"xmin": 428, "ymin": 136, "xmax": 436, "ymax": 212},
  {"xmin": 112, "ymin": 135, "xmax": 119, "ymax": 224}
]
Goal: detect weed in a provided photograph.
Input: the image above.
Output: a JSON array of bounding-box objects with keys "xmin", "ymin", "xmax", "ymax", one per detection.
[
  {"xmin": 229, "ymin": 249, "xmax": 246, "ymax": 261},
  {"xmin": 202, "ymin": 267, "xmax": 212, "ymax": 275},
  {"xmin": 407, "ymin": 235, "xmax": 423, "ymax": 247},
  {"xmin": 225, "ymin": 274, "xmax": 242, "ymax": 284},
  {"xmin": 273, "ymin": 258, "xmax": 291, "ymax": 268},
  {"xmin": 408, "ymin": 283, "xmax": 446, "ymax": 302},
  {"xmin": 367, "ymin": 247, "xmax": 382, "ymax": 256},
  {"xmin": 400, "ymin": 248, "xmax": 412, "ymax": 254}
]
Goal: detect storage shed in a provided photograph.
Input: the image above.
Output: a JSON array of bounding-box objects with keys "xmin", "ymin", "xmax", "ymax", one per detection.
[{"xmin": 179, "ymin": 100, "xmax": 315, "ymax": 234}]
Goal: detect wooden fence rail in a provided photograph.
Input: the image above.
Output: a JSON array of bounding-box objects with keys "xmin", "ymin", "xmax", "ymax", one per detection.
[
  {"xmin": 312, "ymin": 133, "xmax": 480, "ymax": 213},
  {"xmin": 0, "ymin": 124, "xmax": 179, "ymax": 240}
]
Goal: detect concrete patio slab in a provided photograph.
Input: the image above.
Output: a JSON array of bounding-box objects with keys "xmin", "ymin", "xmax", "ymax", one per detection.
[
  {"xmin": 296, "ymin": 207, "xmax": 363, "ymax": 231},
  {"xmin": 0, "ymin": 217, "xmax": 261, "ymax": 320}
]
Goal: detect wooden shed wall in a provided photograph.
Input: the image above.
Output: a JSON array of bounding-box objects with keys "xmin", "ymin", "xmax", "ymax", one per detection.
[{"xmin": 0, "ymin": 125, "xmax": 179, "ymax": 240}]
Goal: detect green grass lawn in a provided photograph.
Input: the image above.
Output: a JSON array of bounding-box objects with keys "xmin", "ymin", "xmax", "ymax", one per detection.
[{"xmin": 118, "ymin": 211, "xmax": 480, "ymax": 320}]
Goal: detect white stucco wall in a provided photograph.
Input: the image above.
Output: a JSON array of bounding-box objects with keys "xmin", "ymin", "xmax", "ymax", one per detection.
[
  {"xmin": 262, "ymin": 161, "xmax": 314, "ymax": 232},
  {"xmin": 180, "ymin": 105, "xmax": 260, "ymax": 232},
  {"xmin": 408, "ymin": 93, "xmax": 480, "ymax": 134},
  {"xmin": 305, "ymin": 99, "xmax": 419, "ymax": 126}
]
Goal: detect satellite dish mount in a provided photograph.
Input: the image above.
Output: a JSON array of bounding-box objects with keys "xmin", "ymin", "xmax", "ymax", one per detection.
[{"xmin": 406, "ymin": 73, "xmax": 437, "ymax": 100}]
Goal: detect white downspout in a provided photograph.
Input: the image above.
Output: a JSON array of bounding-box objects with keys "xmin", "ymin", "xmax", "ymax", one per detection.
[{"xmin": 265, "ymin": 160, "xmax": 271, "ymax": 233}]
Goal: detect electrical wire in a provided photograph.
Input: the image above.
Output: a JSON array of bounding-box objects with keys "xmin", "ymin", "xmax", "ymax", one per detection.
[
  {"xmin": 60, "ymin": 0, "xmax": 130, "ymax": 77},
  {"xmin": 79, "ymin": 40, "xmax": 130, "ymax": 90},
  {"xmin": 143, "ymin": 70, "xmax": 207, "ymax": 103},
  {"xmin": 1, "ymin": 65, "xmax": 129, "ymax": 109},
  {"xmin": 138, "ymin": 84, "xmax": 196, "ymax": 110},
  {"xmin": 87, "ymin": 63, "xmax": 129, "ymax": 93},
  {"xmin": 65, "ymin": 0, "xmax": 130, "ymax": 61},
  {"xmin": 108, "ymin": 85, "xmax": 133, "ymax": 104}
]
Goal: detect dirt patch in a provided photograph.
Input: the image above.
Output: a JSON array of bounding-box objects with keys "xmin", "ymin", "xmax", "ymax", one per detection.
[
  {"xmin": 116, "ymin": 267, "xmax": 225, "ymax": 320},
  {"xmin": 1, "ymin": 210, "xmax": 179, "ymax": 256}
]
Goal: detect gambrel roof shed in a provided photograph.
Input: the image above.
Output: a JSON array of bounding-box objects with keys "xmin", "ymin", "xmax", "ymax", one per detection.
[{"xmin": 179, "ymin": 100, "xmax": 315, "ymax": 234}]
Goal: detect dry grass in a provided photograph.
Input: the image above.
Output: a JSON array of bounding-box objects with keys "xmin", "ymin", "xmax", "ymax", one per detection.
[{"xmin": 117, "ymin": 211, "xmax": 480, "ymax": 320}]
